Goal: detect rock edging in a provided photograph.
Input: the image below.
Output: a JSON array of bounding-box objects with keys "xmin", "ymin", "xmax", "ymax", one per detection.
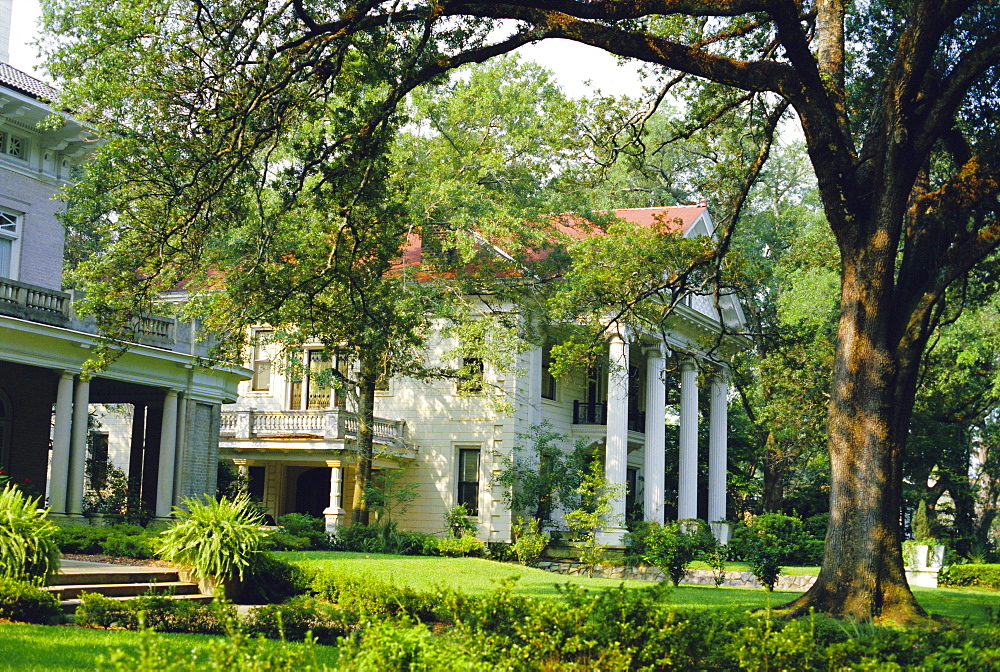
[{"xmin": 535, "ymin": 560, "xmax": 817, "ymax": 591}]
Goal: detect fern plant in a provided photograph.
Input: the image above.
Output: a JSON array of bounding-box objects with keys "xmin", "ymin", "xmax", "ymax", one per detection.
[
  {"xmin": 156, "ymin": 495, "xmax": 264, "ymax": 585},
  {"xmin": 0, "ymin": 484, "xmax": 60, "ymax": 585}
]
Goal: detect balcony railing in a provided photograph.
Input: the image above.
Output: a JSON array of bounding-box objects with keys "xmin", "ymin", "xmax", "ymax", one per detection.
[
  {"xmin": 220, "ymin": 409, "xmax": 407, "ymax": 447},
  {"xmin": 572, "ymin": 400, "xmax": 646, "ymax": 433},
  {"xmin": 0, "ymin": 277, "xmax": 70, "ymax": 326}
]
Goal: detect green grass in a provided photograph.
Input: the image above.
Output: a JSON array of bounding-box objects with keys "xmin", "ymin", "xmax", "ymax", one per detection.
[
  {"xmin": 0, "ymin": 623, "xmax": 340, "ymax": 671},
  {"xmin": 279, "ymin": 551, "xmax": 1000, "ymax": 628}
]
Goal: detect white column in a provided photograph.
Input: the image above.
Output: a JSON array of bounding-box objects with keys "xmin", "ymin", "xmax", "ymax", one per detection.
[
  {"xmin": 155, "ymin": 389, "xmax": 179, "ymax": 519},
  {"xmin": 323, "ymin": 461, "xmax": 345, "ymax": 533},
  {"xmin": 528, "ymin": 345, "xmax": 543, "ymax": 427},
  {"xmin": 47, "ymin": 371, "xmax": 75, "ymax": 515},
  {"xmin": 600, "ymin": 331, "xmax": 629, "ymax": 545},
  {"xmin": 677, "ymin": 358, "xmax": 699, "ymax": 521},
  {"xmin": 66, "ymin": 376, "xmax": 91, "ymax": 517},
  {"xmin": 708, "ymin": 369, "xmax": 729, "ymax": 540},
  {"xmin": 172, "ymin": 393, "xmax": 187, "ymax": 507},
  {"xmin": 643, "ymin": 345, "xmax": 666, "ymax": 525}
]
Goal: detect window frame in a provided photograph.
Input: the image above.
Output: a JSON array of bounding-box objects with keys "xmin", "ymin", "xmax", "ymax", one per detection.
[
  {"xmin": 541, "ymin": 345, "xmax": 557, "ymax": 400},
  {"xmin": 249, "ymin": 329, "xmax": 274, "ymax": 393},
  {"xmin": 456, "ymin": 446, "xmax": 481, "ymax": 516},
  {"xmin": 0, "ymin": 208, "xmax": 21, "ymax": 280}
]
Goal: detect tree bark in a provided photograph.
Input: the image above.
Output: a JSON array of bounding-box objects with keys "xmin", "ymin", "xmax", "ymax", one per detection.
[
  {"xmin": 350, "ymin": 352, "xmax": 378, "ymax": 526},
  {"xmin": 761, "ymin": 431, "xmax": 786, "ymax": 513}
]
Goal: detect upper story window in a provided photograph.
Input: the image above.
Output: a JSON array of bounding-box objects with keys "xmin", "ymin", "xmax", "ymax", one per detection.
[
  {"xmin": 0, "ymin": 131, "xmax": 27, "ymax": 160},
  {"xmin": 457, "ymin": 357, "xmax": 484, "ymax": 394},
  {"xmin": 250, "ymin": 330, "xmax": 273, "ymax": 392},
  {"xmin": 0, "ymin": 209, "xmax": 20, "ymax": 280},
  {"xmin": 541, "ymin": 345, "xmax": 557, "ymax": 400}
]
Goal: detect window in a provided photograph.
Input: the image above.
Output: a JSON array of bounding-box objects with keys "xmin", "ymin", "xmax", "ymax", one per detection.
[
  {"xmin": 0, "ymin": 209, "xmax": 19, "ymax": 280},
  {"xmin": 88, "ymin": 431, "xmax": 110, "ymax": 490},
  {"xmin": 457, "ymin": 447, "xmax": 481, "ymax": 515},
  {"xmin": 0, "ymin": 132, "xmax": 26, "ymax": 160},
  {"xmin": 290, "ymin": 350, "xmax": 348, "ymax": 409},
  {"xmin": 250, "ymin": 330, "xmax": 273, "ymax": 392},
  {"xmin": 541, "ymin": 345, "xmax": 557, "ymax": 400},
  {"xmin": 458, "ymin": 357, "xmax": 484, "ymax": 394}
]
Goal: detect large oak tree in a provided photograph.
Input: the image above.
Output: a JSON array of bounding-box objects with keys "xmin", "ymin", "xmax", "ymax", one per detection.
[{"xmin": 42, "ymin": 0, "xmax": 1000, "ymax": 620}]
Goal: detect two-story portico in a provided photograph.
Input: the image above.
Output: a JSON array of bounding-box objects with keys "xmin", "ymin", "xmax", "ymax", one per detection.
[{"xmin": 0, "ymin": 63, "xmax": 247, "ymax": 519}]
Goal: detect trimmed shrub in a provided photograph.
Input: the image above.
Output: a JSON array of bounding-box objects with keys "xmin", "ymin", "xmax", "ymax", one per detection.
[
  {"xmin": 75, "ymin": 591, "xmax": 235, "ymax": 634},
  {"xmin": 101, "ymin": 534, "xmax": 156, "ymax": 559},
  {"xmin": 241, "ymin": 552, "xmax": 308, "ymax": 604},
  {"xmin": 263, "ymin": 531, "xmax": 311, "ymax": 551},
  {"xmin": 940, "ymin": 563, "xmax": 1000, "ymax": 589},
  {"xmin": 307, "ymin": 571, "xmax": 443, "ymax": 622},
  {"xmin": 437, "ymin": 534, "xmax": 486, "ymax": 558},
  {"xmin": 730, "ymin": 513, "xmax": 810, "ymax": 565},
  {"xmin": 511, "ymin": 517, "xmax": 547, "ymax": 565},
  {"xmin": 332, "ymin": 522, "xmax": 440, "ymax": 556},
  {"xmin": 0, "ymin": 484, "xmax": 60, "ymax": 585},
  {"xmin": 0, "ymin": 577, "xmax": 61, "ymax": 624},
  {"xmin": 244, "ymin": 595, "xmax": 358, "ymax": 645},
  {"xmin": 277, "ymin": 513, "xmax": 331, "ymax": 550},
  {"xmin": 643, "ymin": 522, "xmax": 699, "ymax": 586},
  {"xmin": 54, "ymin": 525, "xmax": 112, "ymax": 554},
  {"xmin": 156, "ymin": 495, "xmax": 264, "ymax": 586}
]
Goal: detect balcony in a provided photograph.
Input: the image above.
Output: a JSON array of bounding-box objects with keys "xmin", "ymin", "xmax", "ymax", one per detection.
[
  {"xmin": 220, "ymin": 409, "xmax": 408, "ymax": 449},
  {"xmin": 572, "ymin": 400, "xmax": 646, "ymax": 433},
  {"xmin": 0, "ymin": 277, "xmax": 70, "ymax": 327}
]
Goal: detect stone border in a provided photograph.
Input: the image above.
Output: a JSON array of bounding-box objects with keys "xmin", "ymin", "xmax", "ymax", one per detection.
[{"xmin": 535, "ymin": 560, "xmax": 817, "ymax": 591}]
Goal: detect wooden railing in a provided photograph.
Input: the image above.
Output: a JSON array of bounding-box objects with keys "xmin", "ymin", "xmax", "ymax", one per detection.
[
  {"xmin": 0, "ymin": 277, "xmax": 70, "ymax": 325},
  {"xmin": 220, "ymin": 409, "xmax": 407, "ymax": 447}
]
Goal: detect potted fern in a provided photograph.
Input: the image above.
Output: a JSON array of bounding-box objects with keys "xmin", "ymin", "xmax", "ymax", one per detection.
[{"xmin": 156, "ymin": 495, "xmax": 264, "ymax": 600}]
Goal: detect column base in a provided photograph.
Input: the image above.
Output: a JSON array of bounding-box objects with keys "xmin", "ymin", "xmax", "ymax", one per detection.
[
  {"xmin": 710, "ymin": 521, "xmax": 733, "ymax": 545},
  {"xmin": 48, "ymin": 512, "xmax": 85, "ymax": 525},
  {"xmin": 323, "ymin": 508, "xmax": 346, "ymax": 534},
  {"xmin": 596, "ymin": 527, "xmax": 628, "ymax": 548}
]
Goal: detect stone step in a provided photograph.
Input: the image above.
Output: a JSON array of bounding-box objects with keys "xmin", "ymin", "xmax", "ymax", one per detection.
[
  {"xmin": 58, "ymin": 592, "xmax": 214, "ymax": 615},
  {"xmin": 48, "ymin": 581, "xmax": 202, "ymax": 600},
  {"xmin": 50, "ymin": 569, "xmax": 180, "ymax": 586}
]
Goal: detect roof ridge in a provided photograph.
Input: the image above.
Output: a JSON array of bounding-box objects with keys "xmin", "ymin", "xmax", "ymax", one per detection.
[{"xmin": 0, "ymin": 62, "xmax": 58, "ymax": 102}]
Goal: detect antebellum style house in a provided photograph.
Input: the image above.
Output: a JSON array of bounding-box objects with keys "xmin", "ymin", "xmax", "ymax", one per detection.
[
  {"xmin": 0, "ymin": 63, "xmax": 247, "ymax": 520},
  {"xmin": 219, "ymin": 205, "xmax": 747, "ymax": 544}
]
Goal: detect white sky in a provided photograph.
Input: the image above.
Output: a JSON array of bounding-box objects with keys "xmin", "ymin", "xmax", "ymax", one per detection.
[{"xmin": 7, "ymin": 0, "xmax": 648, "ymax": 99}]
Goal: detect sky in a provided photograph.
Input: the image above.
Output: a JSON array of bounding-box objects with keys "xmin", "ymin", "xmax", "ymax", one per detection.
[{"xmin": 7, "ymin": 0, "xmax": 649, "ymax": 99}]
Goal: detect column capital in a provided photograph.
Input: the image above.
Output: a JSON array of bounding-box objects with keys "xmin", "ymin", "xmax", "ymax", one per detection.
[
  {"xmin": 642, "ymin": 343, "xmax": 665, "ymax": 359},
  {"xmin": 679, "ymin": 357, "xmax": 699, "ymax": 372},
  {"xmin": 325, "ymin": 460, "xmax": 344, "ymax": 468}
]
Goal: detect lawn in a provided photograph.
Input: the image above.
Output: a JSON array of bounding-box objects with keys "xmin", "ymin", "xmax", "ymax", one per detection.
[
  {"xmin": 279, "ymin": 551, "xmax": 1000, "ymax": 627},
  {"xmin": 0, "ymin": 623, "xmax": 340, "ymax": 671}
]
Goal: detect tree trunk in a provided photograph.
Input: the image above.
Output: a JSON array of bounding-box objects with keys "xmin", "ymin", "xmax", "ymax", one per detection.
[
  {"xmin": 779, "ymin": 239, "xmax": 927, "ymax": 622},
  {"xmin": 350, "ymin": 353, "xmax": 378, "ymax": 526},
  {"xmin": 761, "ymin": 430, "xmax": 786, "ymax": 513}
]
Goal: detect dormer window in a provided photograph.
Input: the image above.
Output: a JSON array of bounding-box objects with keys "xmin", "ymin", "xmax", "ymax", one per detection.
[
  {"xmin": 0, "ymin": 209, "xmax": 19, "ymax": 279},
  {"xmin": 0, "ymin": 132, "xmax": 26, "ymax": 160}
]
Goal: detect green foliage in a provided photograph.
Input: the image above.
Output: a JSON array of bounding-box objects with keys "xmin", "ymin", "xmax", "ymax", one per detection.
[
  {"xmin": 0, "ymin": 485, "xmax": 60, "ymax": 585},
  {"xmin": 511, "ymin": 517, "xmax": 548, "ymax": 566},
  {"xmin": 0, "ymin": 577, "xmax": 61, "ymax": 624},
  {"xmin": 436, "ymin": 534, "xmax": 486, "ymax": 558},
  {"xmin": 155, "ymin": 496, "xmax": 264, "ymax": 585},
  {"xmin": 940, "ymin": 563, "xmax": 1000, "ymax": 589},
  {"xmin": 241, "ymin": 552, "xmax": 309, "ymax": 605},
  {"xmin": 54, "ymin": 523, "xmax": 159, "ymax": 559},
  {"xmin": 306, "ymin": 571, "xmax": 443, "ymax": 622},
  {"xmin": 332, "ymin": 522, "xmax": 440, "ymax": 556},
  {"xmin": 643, "ymin": 523, "xmax": 695, "ymax": 586},
  {"xmin": 100, "ymin": 534, "xmax": 156, "ymax": 559},
  {"xmin": 730, "ymin": 513, "xmax": 811, "ymax": 565},
  {"xmin": 263, "ymin": 532, "xmax": 312, "ymax": 552},
  {"xmin": 276, "ymin": 513, "xmax": 331, "ymax": 550},
  {"xmin": 337, "ymin": 619, "xmax": 487, "ymax": 671},
  {"xmin": 365, "ymin": 469, "xmax": 418, "ymax": 524},
  {"xmin": 244, "ymin": 596, "xmax": 357, "ymax": 645},
  {"xmin": 444, "ymin": 504, "xmax": 478, "ymax": 539},
  {"xmin": 75, "ymin": 592, "xmax": 235, "ymax": 634},
  {"xmin": 913, "ymin": 499, "xmax": 932, "ymax": 542},
  {"xmin": 564, "ymin": 460, "xmax": 625, "ymax": 578},
  {"xmin": 493, "ymin": 423, "xmax": 590, "ymax": 524}
]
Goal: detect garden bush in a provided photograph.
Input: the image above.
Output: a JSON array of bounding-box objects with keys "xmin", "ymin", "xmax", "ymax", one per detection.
[
  {"xmin": 244, "ymin": 595, "xmax": 359, "ymax": 645},
  {"xmin": 101, "ymin": 533, "xmax": 156, "ymax": 559},
  {"xmin": 241, "ymin": 551, "xmax": 308, "ymax": 604},
  {"xmin": 0, "ymin": 577, "xmax": 61, "ymax": 624},
  {"xmin": 511, "ymin": 517, "xmax": 547, "ymax": 565},
  {"xmin": 277, "ymin": 512, "xmax": 332, "ymax": 550},
  {"xmin": 940, "ymin": 563, "xmax": 1000, "ymax": 589},
  {"xmin": 332, "ymin": 521, "xmax": 439, "ymax": 556},
  {"xmin": 156, "ymin": 495, "xmax": 264, "ymax": 587},
  {"xmin": 0, "ymin": 484, "xmax": 60, "ymax": 584},
  {"xmin": 75, "ymin": 591, "xmax": 235, "ymax": 634},
  {"xmin": 437, "ymin": 533, "xmax": 486, "ymax": 558},
  {"xmin": 263, "ymin": 530, "xmax": 312, "ymax": 551},
  {"xmin": 622, "ymin": 520, "xmax": 660, "ymax": 565},
  {"xmin": 54, "ymin": 525, "xmax": 112, "ymax": 554},
  {"xmin": 307, "ymin": 570, "xmax": 446, "ymax": 622},
  {"xmin": 730, "ymin": 513, "xmax": 812, "ymax": 565}
]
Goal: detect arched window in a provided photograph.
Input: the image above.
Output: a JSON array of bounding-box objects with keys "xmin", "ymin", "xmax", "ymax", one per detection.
[{"xmin": 0, "ymin": 389, "xmax": 11, "ymax": 471}]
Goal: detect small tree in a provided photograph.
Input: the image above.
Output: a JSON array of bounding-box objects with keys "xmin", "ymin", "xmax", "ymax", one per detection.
[
  {"xmin": 367, "ymin": 468, "xmax": 418, "ymax": 525},
  {"xmin": 643, "ymin": 523, "xmax": 698, "ymax": 587},
  {"xmin": 913, "ymin": 500, "xmax": 932, "ymax": 543},
  {"xmin": 564, "ymin": 460, "xmax": 625, "ymax": 578}
]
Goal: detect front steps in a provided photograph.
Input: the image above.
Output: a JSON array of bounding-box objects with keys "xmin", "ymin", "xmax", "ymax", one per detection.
[{"xmin": 49, "ymin": 562, "xmax": 213, "ymax": 614}]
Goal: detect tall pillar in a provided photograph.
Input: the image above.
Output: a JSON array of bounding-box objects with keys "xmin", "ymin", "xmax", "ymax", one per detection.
[
  {"xmin": 600, "ymin": 330, "xmax": 629, "ymax": 545},
  {"xmin": 643, "ymin": 345, "xmax": 666, "ymax": 525},
  {"xmin": 155, "ymin": 389, "xmax": 179, "ymax": 519},
  {"xmin": 708, "ymin": 369, "xmax": 729, "ymax": 540},
  {"xmin": 66, "ymin": 376, "xmax": 91, "ymax": 517},
  {"xmin": 323, "ymin": 461, "xmax": 346, "ymax": 533},
  {"xmin": 48, "ymin": 371, "xmax": 75, "ymax": 515},
  {"xmin": 677, "ymin": 358, "xmax": 699, "ymax": 521},
  {"xmin": 172, "ymin": 393, "xmax": 187, "ymax": 506}
]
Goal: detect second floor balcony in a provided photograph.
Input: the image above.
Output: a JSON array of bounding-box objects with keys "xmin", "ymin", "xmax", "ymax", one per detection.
[
  {"xmin": 572, "ymin": 400, "xmax": 647, "ymax": 433},
  {"xmin": 220, "ymin": 408, "xmax": 409, "ymax": 450},
  {"xmin": 0, "ymin": 277, "xmax": 70, "ymax": 327}
]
